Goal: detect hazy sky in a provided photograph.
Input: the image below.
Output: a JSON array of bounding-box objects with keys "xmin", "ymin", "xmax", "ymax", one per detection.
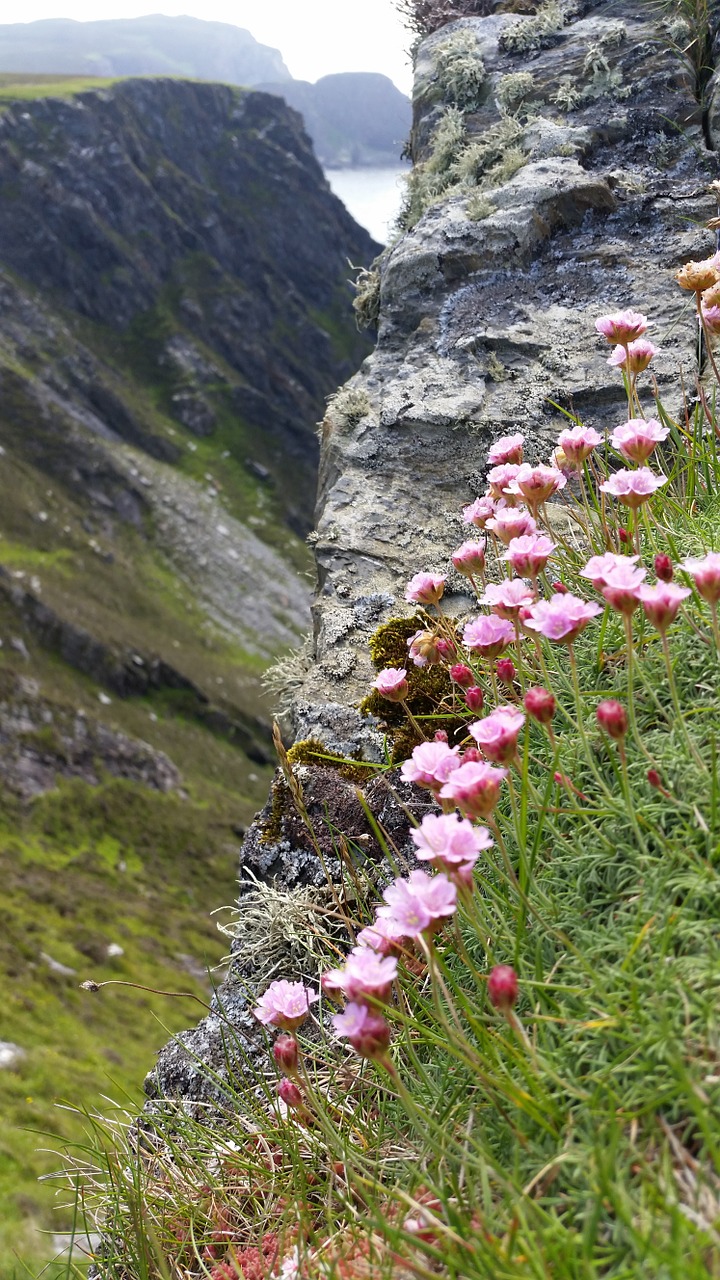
[{"xmin": 11, "ymin": 2, "xmax": 414, "ymax": 92}]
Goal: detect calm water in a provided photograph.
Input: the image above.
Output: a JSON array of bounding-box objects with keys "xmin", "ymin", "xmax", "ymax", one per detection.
[{"xmin": 325, "ymin": 165, "xmax": 410, "ymax": 245}]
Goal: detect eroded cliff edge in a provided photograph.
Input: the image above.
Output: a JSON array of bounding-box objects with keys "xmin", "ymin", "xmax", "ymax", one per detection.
[{"xmin": 148, "ymin": 0, "xmax": 718, "ymax": 1101}]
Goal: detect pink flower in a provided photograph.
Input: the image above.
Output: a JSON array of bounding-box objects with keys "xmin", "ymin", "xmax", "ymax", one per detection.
[
  {"xmin": 273, "ymin": 1034, "xmax": 299, "ymax": 1076},
  {"xmin": 487, "ymin": 463, "xmax": 522, "ymax": 501},
  {"xmin": 462, "ymin": 614, "xmax": 515, "ymax": 657},
  {"xmin": 637, "ymin": 582, "xmax": 690, "ymax": 633},
  {"xmin": 486, "ymin": 506, "xmax": 538, "ymax": 545},
  {"xmin": 407, "ymin": 629, "xmax": 442, "ymax": 667},
  {"xmin": 277, "ymin": 1077, "xmax": 304, "ymax": 1109},
  {"xmin": 600, "ymin": 559, "xmax": 647, "ymax": 616},
  {"xmin": 411, "ymin": 812, "xmax": 493, "ymax": 867},
  {"xmin": 557, "ymin": 425, "xmax": 603, "ymax": 467},
  {"xmin": 502, "ymin": 533, "xmax": 556, "ymax": 578},
  {"xmin": 581, "ymin": 551, "xmax": 641, "ymax": 590},
  {"xmin": 596, "ymin": 699, "xmax": 627, "ymax": 740},
  {"xmin": 400, "ymin": 740, "xmax": 461, "ymax": 790},
  {"xmin": 655, "ymin": 554, "xmax": 673, "ymax": 582},
  {"xmin": 479, "ymin": 579, "xmax": 534, "ymax": 620},
  {"xmin": 405, "ymin": 572, "xmax": 446, "ymax": 605},
  {"xmin": 439, "ymin": 760, "xmax": 508, "ymax": 819},
  {"xmin": 511, "ymin": 463, "xmax": 567, "ymax": 509},
  {"xmin": 450, "ymin": 663, "xmax": 474, "ymax": 688},
  {"xmin": 488, "ymin": 432, "xmax": 524, "ymax": 466},
  {"xmin": 451, "ymin": 540, "xmax": 486, "ymax": 578},
  {"xmin": 681, "ymin": 551, "xmax": 720, "ymax": 604},
  {"xmin": 610, "ymin": 418, "xmax": 669, "ymax": 465},
  {"xmin": 523, "ymin": 593, "xmax": 602, "ymax": 643},
  {"xmin": 254, "ymin": 980, "xmax": 318, "ymax": 1031},
  {"xmin": 488, "ymin": 964, "xmax": 519, "ymax": 1011},
  {"xmin": 466, "ymin": 686, "xmax": 484, "ymax": 712},
  {"xmin": 469, "ymin": 706, "xmax": 525, "ymax": 764},
  {"xmin": 524, "ymin": 686, "xmax": 555, "ymax": 725},
  {"xmin": 701, "ymin": 303, "xmax": 720, "ymax": 336},
  {"xmin": 496, "ymin": 657, "xmax": 516, "ymax": 684},
  {"xmin": 608, "ymin": 339, "xmax": 657, "ymax": 373},
  {"xmin": 356, "ymin": 916, "xmax": 405, "ymax": 955},
  {"xmin": 373, "ymin": 667, "xmax": 409, "ymax": 701},
  {"xmin": 600, "ymin": 467, "xmax": 667, "ymax": 508},
  {"xmin": 332, "ymin": 1002, "xmax": 391, "ymax": 1059},
  {"xmin": 462, "ymin": 495, "xmax": 495, "ymax": 528},
  {"xmin": 322, "ymin": 948, "xmax": 398, "ymax": 1004},
  {"xmin": 595, "ymin": 310, "xmax": 649, "ymax": 345},
  {"xmin": 378, "ymin": 869, "xmax": 457, "ymax": 938}
]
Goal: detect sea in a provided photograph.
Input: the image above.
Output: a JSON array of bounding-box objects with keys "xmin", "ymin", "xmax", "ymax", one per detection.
[{"xmin": 324, "ymin": 165, "xmax": 411, "ymax": 246}]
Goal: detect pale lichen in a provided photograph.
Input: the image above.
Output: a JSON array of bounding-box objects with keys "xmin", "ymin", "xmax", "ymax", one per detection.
[{"xmin": 433, "ymin": 28, "xmax": 487, "ymax": 110}]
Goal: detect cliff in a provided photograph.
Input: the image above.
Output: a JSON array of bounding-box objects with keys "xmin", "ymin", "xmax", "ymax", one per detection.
[
  {"xmin": 0, "ymin": 15, "xmax": 291, "ymax": 83},
  {"xmin": 0, "ymin": 76, "xmax": 377, "ymax": 1258},
  {"xmin": 145, "ymin": 0, "xmax": 716, "ymax": 1098},
  {"xmin": 257, "ymin": 72, "xmax": 412, "ymax": 167}
]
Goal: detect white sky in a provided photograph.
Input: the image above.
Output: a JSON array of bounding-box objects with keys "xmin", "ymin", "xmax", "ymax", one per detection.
[{"xmin": 4, "ymin": 1, "xmax": 414, "ymax": 93}]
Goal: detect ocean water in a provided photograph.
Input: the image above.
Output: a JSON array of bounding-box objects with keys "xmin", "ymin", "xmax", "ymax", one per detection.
[{"xmin": 324, "ymin": 165, "xmax": 410, "ymax": 245}]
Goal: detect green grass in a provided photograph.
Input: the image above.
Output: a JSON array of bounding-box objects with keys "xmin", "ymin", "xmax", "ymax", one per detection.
[{"xmin": 0, "ymin": 74, "xmax": 119, "ymax": 106}]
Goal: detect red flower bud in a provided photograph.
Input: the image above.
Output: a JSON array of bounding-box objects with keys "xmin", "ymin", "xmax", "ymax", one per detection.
[
  {"xmin": 647, "ymin": 769, "xmax": 662, "ymax": 788},
  {"xmin": 450, "ymin": 663, "xmax": 474, "ymax": 688},
  {"xmin": 488, "ymin": 964, "xmax": 518, "ymax": 1011},
  {"xmin": 462, "ymin": 747, "xmax": 482, "ymax": 763},
  {"xmin": 654, "ymin": 554, "xmax": 673, "ymax": 583},
  {"xmin": 596, "ymin": 699, "xmax": 627, "ymax": 740},
  {"xmin": 618, "ymin": 527, "xmax": 629, "ymax": 544},
  {"xmin": 524, "ymin": 686, "xmax": 555, "ymax": 725},
  {"xmin": 273, "ymin": 1034, "xmax": 299, "ymax": 1076},
  {"xmin": 465, "ymin": 686, "xmax": 484, "ymax": 712},
  {"xmin": 277, "ymin": 1077, "xmax": 303, "ymax": 1109},
  {"xmin": 551, "ymin": 581, "xmax": 569, "ymax": 595},
  {"xmin": 496, "ymin": 658, "xmax": 516, "ymax": 685},
  {"xmin": 436, "ymin": 638, "xmax": 455, "ymax": 659},
  {"xmin": 433, "ymin": 729, "xmax": 449, "ymax": 743}
]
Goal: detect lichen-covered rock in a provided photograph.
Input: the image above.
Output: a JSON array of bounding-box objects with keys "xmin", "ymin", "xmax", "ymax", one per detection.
[{"xmin": 148, "ymin": 0, "xmax": 719, "ymax": 1104}]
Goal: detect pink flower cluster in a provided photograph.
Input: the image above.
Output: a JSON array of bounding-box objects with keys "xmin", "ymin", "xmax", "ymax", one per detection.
[{"xmin": 254, "ymin": 980, "xmax": 318, "ymax": 1031}]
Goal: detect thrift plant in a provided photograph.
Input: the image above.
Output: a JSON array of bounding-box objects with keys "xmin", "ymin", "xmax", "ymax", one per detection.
[{"xmin": 61, "ymin": 258, "xmax": 720, "ymax": 1279}]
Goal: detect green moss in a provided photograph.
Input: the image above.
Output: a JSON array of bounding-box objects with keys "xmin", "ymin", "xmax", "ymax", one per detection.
[
  {"xmin": 261, "ymin": 775, "xmax": 288, "ymax": 844},
  {"xmin": 362, "ymin": 617, "xmax": 467, "ymax": 762}
]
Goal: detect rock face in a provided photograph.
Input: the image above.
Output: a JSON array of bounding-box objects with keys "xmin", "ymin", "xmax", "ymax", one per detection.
[
  {"xmin": 0, "ymin": 16, "xmax": 291, "ymax": 83},
  {"xmin": 146, "ymin": 0, "xmax": 719, "ymax": 1099},
  {"xmin": 0, "ymin": 76, "xmax": 376, "ymax": 785},
  {"xmin": 257, "ymin": 73, "xmax": 412, "ymax": 167}
]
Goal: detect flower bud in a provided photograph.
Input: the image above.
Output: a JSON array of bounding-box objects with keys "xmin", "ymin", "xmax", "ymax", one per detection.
[
  {"xmin": 273, "ymin": 1034, "xmax": 299, "ymax": 1076},
  {"xmin": 436, "ymin": 638, "xmax": 455, "ymax": 660},
  {"xmin": 550, "ymin": 581, "xmax": 568, "ymax": 595},
  {"xmin": 596, "ymin": 699, "xmax": 627, "ymax": 740},
  {"xmin": 524, "ymin": 686, "xmax": 555, "ymax": 725},
  {"xmin": 277, "ymin": 1078, "xmax": 304, "ymax": 1109},
  {"xmin": 488, "ymin": 964, "xmax": 518, "ymax": 1012},
  {"xmin": 462, "ymin": 747, "xmax": 482, "ymax": 763},
  {"xmin": 654, "ymin": 554, "xmax": 673, "ymax": 583},
  {"xmin": 496, "ymin": 658, "xmax": 516, "ymax": 685},
  {"xmin": 434, "ymin": 729, "xmax": 449, "ymax": 743},
  {"xmin": 465, "ymin": 686, "xmax": 484, "ymax": 712},
  {"xmin": 450, "ymin": 663, "xmax": 474, "ymax": 688},
  {"xmin": 618, "ymin": 527, "xmax": 629, "ymax": 544},
  {"xmin": 647, "ymin": 769, "xmax": 662, "ymax": 788}
]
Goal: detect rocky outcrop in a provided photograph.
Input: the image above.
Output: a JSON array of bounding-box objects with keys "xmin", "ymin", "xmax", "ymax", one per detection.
[{"xmin": 146, "ymin": 0, "xmax": 719, "ymax": 1100}]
